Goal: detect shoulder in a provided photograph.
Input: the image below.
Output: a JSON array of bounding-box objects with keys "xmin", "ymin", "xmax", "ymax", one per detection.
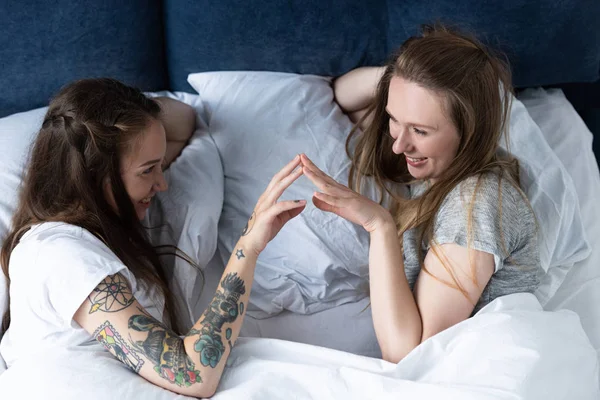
[
  {"xmin": 435, "ymin": 171, "xmax": 535, "ymax": 236},
  {"xmin": 20, "ymin": 222, "xmax": 115, "ymax": 256},
  {"xmin": 11, "ymin": 222, "xmax": 125, "ymax": 276},
  {"xmin": 442, "ymin": 172, "xmax": 529, "ymax": 215}
]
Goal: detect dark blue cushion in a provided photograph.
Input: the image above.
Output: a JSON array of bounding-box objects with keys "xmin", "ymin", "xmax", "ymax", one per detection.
[
  {"xmin": 164, "ymin": 0, "xmax": 388, "ymax": 92},
  {"xmin": 387, "ymin": 0, "xmax": 600, "ymax": 87},
  {"xmin": 0, "ymin": 0, "xmax": 166, "ymax": 117}
]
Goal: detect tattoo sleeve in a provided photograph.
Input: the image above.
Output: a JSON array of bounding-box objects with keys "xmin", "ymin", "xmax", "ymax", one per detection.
[
  {"xmin": 186, "ymin": 272, "xmax": 246, "ymax": 368},
  {"xmin": 89, "ymin": 274, "xmax": 202, "ymax": 387},
  {"xmin": 93, "ymin": 321, "xmax": 144, "ymax": 373},
  {"xmin": 129, "ymin": 308, "xmax": 203, "ymax": 387},
  {"xmin": 90, "ymin": 272, "xmax": 247, "ymax": 387},
  {"xmin": 88, "ymin": 274, "xmax": 134, "ymax": 313}
]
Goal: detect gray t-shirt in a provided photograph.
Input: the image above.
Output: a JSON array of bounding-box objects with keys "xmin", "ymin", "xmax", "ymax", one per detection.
[{"xmin": 402, "ymin": 173, "xmax": 542, "ymax": 314}]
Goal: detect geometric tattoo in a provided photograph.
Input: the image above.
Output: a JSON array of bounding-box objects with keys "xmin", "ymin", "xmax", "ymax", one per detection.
[
  {"xmin": 88, "ymin": 274, "xmax": 134, "ymax": 314},
  {"xmin": 93, "ymin": 321, "xmax": 144, "ymax": 373},
  {"xmin": 129, "ymin": 308, "xmax": 203, "ymax": 387},
  {"xmin": 187, "ymin": 273, "xmax": 246, "ymax": 368}
]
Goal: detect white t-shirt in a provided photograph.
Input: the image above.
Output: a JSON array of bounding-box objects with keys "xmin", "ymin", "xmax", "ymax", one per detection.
[{"xmin": 0, "ymin": 222, "xmax": 164, "ymax": 368}]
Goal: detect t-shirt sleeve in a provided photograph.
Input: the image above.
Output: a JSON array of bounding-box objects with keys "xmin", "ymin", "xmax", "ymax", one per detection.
[
  {"xmin": 35, "ymin": 233, "xmax": 130, "ymax": 325},
  {"xmin": 432, "ymin": 173, "xmax": 532, "ymax": 273}
]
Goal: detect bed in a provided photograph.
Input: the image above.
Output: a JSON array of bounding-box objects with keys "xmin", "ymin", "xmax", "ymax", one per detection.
[{"xmin": 1, "ymin": 1, "xmax": 599, "ymax": 399}]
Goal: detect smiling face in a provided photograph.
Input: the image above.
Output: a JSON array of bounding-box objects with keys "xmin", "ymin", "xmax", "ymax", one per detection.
[
  {"xmin": 104, "ymin": 118, "xmax": 168, "ymax": 220},
  {"xmin": 386, "ymin": 76, "xmax": 461, "ymax": 183}
]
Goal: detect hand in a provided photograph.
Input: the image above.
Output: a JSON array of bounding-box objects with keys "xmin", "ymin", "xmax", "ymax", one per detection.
[
  {"xmin": 240, "ymin": 155, "xmax": 306, "ymax": 255},
  {"xmin": 300, "ymin": 154, "xmax": 393, "ymax": 233}
]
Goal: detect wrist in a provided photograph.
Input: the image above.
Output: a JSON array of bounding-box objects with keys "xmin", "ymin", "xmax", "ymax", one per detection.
[
  {"xmin": 235, "ymin": 236, "xmax": 261, "ymax": 259},
  {"xmin": 366, "ymin": 212, "xmax": 396, "ymax": 234}
]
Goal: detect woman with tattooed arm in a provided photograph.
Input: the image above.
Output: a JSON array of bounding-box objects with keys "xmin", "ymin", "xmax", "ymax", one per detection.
[{"xmin": 0, "ymin": 79, "xmax": 306, "ymax": 398}]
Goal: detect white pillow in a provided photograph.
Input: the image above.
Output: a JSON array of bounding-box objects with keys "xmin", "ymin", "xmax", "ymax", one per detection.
[
  {"xmin": 0, "ymin": 106, "xmax": 47, "ymax": 345},
  {"xmin": 0, "ymin": 92, "xmax": 223, "ymax": 336},
  {"xmin": 188, "ymin": 71, "xmax": 589, "ymax": 317},
  {"xmin": 189, "ymin": 72, "xmax": 373, "ymax": 318}
]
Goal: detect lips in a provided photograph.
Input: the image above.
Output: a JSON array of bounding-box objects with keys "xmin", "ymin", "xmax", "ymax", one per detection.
[
  {"xmin": 405, "ymin": 155, "xmax": 428, "ymax": 167},
  {"xmin": 139, "ymin": 195, "xmax": 153, "ymax": 208}
]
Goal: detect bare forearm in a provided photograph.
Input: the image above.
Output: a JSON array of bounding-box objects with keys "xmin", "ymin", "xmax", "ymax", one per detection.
[
  {"xmin": 155, "ymin": 97, "xmax": 195, "ymax": 166},
  {"xmin": 333, "ymin": 66, "xmax": 385, "ymax": 113},
  {"xmin": 156, "ymin": 97, "xmax": 195, "ymax": 142},
  {"xmin": 369, "ymin": 220, "xmax": 422, "ymax": 363}
]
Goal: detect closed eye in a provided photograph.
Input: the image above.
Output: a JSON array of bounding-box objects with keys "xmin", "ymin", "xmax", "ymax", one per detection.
[
  {"xmin": 385, "ymin": 110, "xmax": 397, "ymax": 123},
  {"xmin": 413, "ymin": 127, "xmax": 427, "ymax": 136}
]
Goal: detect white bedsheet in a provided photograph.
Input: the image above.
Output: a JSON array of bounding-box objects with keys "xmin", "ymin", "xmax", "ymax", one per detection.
[
  {"xmin": 1, "ymin": 87, "xmax": 599, "ymax": 398},
  {"xmin": 0, "ymin": 293, "xmax": 597, "ymax": 399}
]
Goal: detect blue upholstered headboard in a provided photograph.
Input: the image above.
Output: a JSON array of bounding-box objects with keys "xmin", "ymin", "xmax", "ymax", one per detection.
[{"xmin": 2, "ymin": 0, "xmax": 599, "ymax": 155}]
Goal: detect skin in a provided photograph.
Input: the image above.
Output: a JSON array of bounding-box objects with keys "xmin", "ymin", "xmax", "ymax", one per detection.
[
  {"xmin": 110, "ymin": 118, "xmax": 169, "ymax": 221},
  {"xmin": 77, "ymin": 155, "xmax": 307, "ymax": 397},
  {"xmin": 386, "ymin": 77, "xmax": 460, "ymax": 183},
  {"xmin": 104, "ymin": 97, "xmax": 196, "ymax": 221},
  {"xmin": 85, "ymin": 98, "xmax": 308, "ymax": 396},
  {"xmin": 308, "ymin": 68, "xmax": 495, "ymax": 362}
]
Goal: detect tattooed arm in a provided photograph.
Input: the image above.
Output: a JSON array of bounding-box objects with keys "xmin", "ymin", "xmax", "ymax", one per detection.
[{"xmin": 73, "ymin": 156, "xmax": 306, "ymax": 398}]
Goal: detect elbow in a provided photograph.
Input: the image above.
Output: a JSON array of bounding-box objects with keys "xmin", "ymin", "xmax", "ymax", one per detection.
[
  {"xmin": 379, "ymin": 332, "xmax": 422, "ymax": 364},
  {"xmin": 188, "ymin": 373, "xmax": 220, "ymax": 399},
  {"xmin": 193, "ymin": 384, "xmax": 217, "ymax": 399},
  {"xmin": 381, "ymin": 343, "xmax": 417, "ymax": 364}
]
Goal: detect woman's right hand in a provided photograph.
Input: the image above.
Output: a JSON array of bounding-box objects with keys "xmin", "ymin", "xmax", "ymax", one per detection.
[{"xmin": 239, "ymin": 155, "xmax": 306, "ymax": 255}]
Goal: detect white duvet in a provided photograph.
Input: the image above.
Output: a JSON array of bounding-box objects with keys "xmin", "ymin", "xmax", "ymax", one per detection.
[
  {"xmin": 1, "ymin": 79, "xmax": 599, "ymax": 398},
  {"xmin": 0, "ymin": 293, "xmax": 597, "ymax": 399}
]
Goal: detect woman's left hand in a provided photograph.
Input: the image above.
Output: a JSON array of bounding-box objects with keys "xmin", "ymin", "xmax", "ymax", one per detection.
[{"xmin": 300, "ymin": 154, "xmax": 393, "ymax": 233}]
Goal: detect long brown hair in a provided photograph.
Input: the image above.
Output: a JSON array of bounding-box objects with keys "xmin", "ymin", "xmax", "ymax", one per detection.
[
  {"xmin": 1, "ymin": 78, "xmax": 183, "ymax": 333},
  {"xmin": 347, "ymin": 25, "xmax": 524, "ymax": 298}
]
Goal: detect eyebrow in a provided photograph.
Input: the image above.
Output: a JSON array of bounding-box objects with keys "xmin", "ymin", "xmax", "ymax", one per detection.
[
  {"xmin": 138, "ymin": 159, "xmax": 162, "ymax": 168},
  {"xmin": 385, "ymin": 108, "xmax": 438, "ymax": 131}
]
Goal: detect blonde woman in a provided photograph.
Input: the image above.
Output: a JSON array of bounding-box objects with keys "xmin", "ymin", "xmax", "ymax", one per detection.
[{"xmin": 301, "ymin": 25, "xmax": 542, "ymax": 362}]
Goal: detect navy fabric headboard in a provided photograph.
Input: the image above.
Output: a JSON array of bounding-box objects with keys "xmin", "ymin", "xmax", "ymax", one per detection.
[
  {"xmin": 0, "ymin": 0, "xmax": 166, "ymax": 117},
  {"xmin": 1, "ymin": 0, "xmax": 599, "ymax": 153},
  {"xmin": 164, "ymin": 0, "xmax": 600, "ymax": 92}
]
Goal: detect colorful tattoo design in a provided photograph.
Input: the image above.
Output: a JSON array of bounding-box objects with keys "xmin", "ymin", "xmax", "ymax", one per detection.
[
  {"xmin": 129, "ymin": 309, "xmax": 202, "ymax": 387},
  {"xmin": 235, "ymin": 249, "xmax": 245, "ymax": 260},
  {"xmin": 93, "ymin": 321, "xmax": 144, "ymax": 373},
  {"xmin": 241, "ymin": 212, "xmax": 256, "ymax": 236},
  {"xmin": 88, "ymin": 274, "xmax": 134, "ymax": 314},
  {"xmin": 187, "ymin": 273, "xmax": 246, "ymax": 368}
]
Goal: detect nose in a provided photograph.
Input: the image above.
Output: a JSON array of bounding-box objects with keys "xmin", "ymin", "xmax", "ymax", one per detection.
[
  {"xmin": 391, "ymin": 127, "xmax": 412, "ymax": 155},
  {"xmin": 154, "ymin": 170, "xmax": 168, "ymax": 192}
]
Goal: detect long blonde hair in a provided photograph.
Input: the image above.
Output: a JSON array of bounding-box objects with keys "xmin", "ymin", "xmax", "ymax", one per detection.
[{"xmin": 347, "ymin": 25, "xmax": 523, "ymax": 297}]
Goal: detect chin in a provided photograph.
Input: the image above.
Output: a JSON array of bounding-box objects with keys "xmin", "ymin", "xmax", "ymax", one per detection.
[
  {"xmin": 408, "ymin": 171, "xmax": 428, "ymax": 181},
  {"xmin": 136, "ymin": 209, "xmax": 147, "ymax": 221},
  {"xmin": 407, "ymin": 166, "xmax": 433, "ymax": 181}
]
